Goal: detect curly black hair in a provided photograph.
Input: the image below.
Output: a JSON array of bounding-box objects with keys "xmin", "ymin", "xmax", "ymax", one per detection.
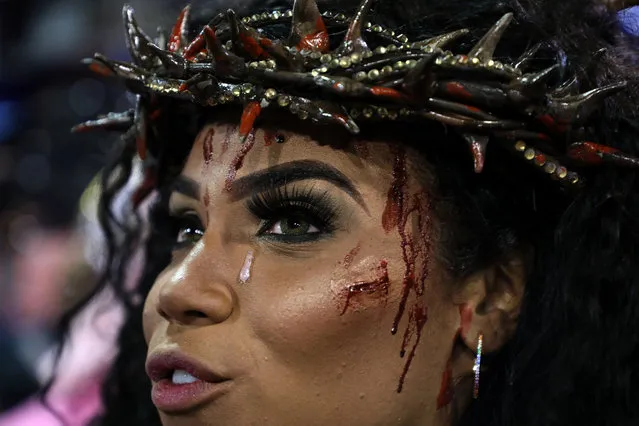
[{"xmin": 49, "ymin": 0, "xmax": 639, "ymax": 425}]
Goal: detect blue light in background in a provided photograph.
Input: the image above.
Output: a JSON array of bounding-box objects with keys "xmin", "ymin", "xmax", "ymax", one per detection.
[
  {"xmin": 0, "ymin": 101, "xmax": 18, "ymax": 144},
  {"xmin": 619, "ymin": 6, "xmax": 639, "ymax": 36}
]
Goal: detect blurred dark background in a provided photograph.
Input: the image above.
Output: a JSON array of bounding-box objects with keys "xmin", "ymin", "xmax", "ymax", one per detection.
[
  {"xmin": 0, "ymin": 0, "xmax": 188, "ymax": 413},
  {"xmin": 0, "ymin": 0, "xmax": 637, "ymax": 418}
]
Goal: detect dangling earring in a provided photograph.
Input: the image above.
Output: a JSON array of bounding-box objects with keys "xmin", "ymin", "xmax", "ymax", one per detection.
[{"xmin": 472, "ymin": 333, "xmax": 483, "ymax": 399}]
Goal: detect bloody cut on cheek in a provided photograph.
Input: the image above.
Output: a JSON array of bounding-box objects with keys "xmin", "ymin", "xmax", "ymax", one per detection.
[{"xmin": 339, "ymin": 259, "xmax": 391, "ymax": 315}]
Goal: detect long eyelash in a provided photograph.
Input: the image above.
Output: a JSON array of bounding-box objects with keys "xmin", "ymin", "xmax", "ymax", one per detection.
[
  {"xmin": 151, "ymin": 200, "xmax": 203, "ymax": 250},
  {"xmin": 246, "ymin": 184, "xmax": 340, "ymax": 233}
]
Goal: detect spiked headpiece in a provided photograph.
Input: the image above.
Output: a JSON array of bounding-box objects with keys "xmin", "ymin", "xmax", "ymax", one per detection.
[{"xmin": 75, "ymin": 0, "xmax": 639, "ymax": 203}]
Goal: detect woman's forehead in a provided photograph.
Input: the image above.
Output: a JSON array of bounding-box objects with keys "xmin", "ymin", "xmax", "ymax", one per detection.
[{"xmin": 182, "ymin": 121, "xmax": 396, "ymax": 182}]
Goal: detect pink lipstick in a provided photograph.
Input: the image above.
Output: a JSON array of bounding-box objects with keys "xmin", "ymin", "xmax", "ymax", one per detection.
[{"xmin": 146, "ymin": 351, "xmax": 232, "ymax": 413}]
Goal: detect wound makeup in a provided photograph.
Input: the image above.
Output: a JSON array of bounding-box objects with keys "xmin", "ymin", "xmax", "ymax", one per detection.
[
  {"xmin": 340, "ymin": 259, "xmax": 390, "ymax": 315},
  {"xmin": 263, "ymin": 130, "xmax": 286, "ymax": 146},
  {"xmin": 225, "ymin": 128, "xmax": 257, "ymax": 192},
  {"xmin": 381, "ymin": 146, "xmax": 435, "ymax": 393},
  {"xmin": 202, "ymin": 127, "xmax": 215, "ymax": 164}
]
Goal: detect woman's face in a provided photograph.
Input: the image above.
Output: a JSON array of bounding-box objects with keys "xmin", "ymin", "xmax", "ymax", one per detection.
[{"xmin": 143, "ymin": 120, "xmax": 469, "ymax": 426}]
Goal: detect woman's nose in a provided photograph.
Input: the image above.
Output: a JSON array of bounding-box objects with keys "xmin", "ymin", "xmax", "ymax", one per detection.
[{"xmin": 156, "ymin": 246, "xmax": 235, "ymax": 326}]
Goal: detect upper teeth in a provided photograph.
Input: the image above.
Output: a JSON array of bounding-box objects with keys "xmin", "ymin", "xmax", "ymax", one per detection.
[{"xmin": 172, "ymin": 369, "xmax": 198, "ymax": 385}]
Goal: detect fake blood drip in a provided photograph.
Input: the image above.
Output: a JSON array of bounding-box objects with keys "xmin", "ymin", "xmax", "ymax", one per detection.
[
  {"xmin": 340, "ymin": 260, "xmax": 390, "ymax": 315},
  {"xmin": 263, "ymin": 129, "xmax": 278, "ymax": 146},
  {"xmin": 382, "ymin": 146, "xmax": 434, "ymax": 392},
  {"xmin": 224, "ymin": 129, "xmax": 256, "ymax": 192},
  {"xmin": 436, "ymin": 305, "xmax": 473, "ymax": 409},
  {"xmin": 342, "ymin": 243, "xmax": 362, "ymax": 269},
  {"xmin": 202, "ymin": 128, "xmax": 215, "ymax": 164},
  {"xmin": 221, "ymin": 125, "xmax": 233, "ymax": 156}
]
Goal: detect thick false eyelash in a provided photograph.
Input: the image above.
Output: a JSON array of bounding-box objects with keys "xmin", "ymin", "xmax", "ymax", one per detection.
[
  {"xmin": 151, "ymin": 201, "xmax": 204, "ymax": 250},
  {"xmin": 245, "ymin": 184, "xmax": 340, "ymax": 234}
]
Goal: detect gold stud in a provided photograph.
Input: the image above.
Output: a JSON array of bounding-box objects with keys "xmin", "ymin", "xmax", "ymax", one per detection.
[
  {"xmin": 264, "ymin": 88, "xmax": 277, "ymax": 100},
  {"xmin": 377, "ymin": 107, "xmax": 388, "ymax": 118},
  {"xmin": 272, "ymin": 11, "xmax": 281, "ymax": 19},
  {"xmin": 435, "ymin": 57, "xmax": 443, "ymax": 65},
  {"xmin": 381, "ymin": 65, "xmax": 393, "ymax": 76},
  {"xmin": 387, "ymin": 44, "xmax": 398, "ymax": 52},
  {"xmin": 320, "ymin": 54, "xmax": 332, "ymax": 64},
  {"xmin": 277, "ymin": 95, "xmax": 290, "ymax": 107},
  {"xmin": 350, "ymin": 108, "xmax": 360, "ymax": 118},
  {"xmin": 398, "ymin": 34, "xmax": 409, "ymax": 43},
  {"xmin": 368, "ymin": 69, "xmax": 380, "ymax": 79},
  {"xmin": 354, "ymin": 71, "xmax": 367, "ymax": 81},
  {"xmin": 366, "ymin": 22, "xmax": 372, "ymax": 28},
  {"xmin": 363, "ymin": 108, "xmax": 373, "ymax": 118},
  {"xmin": 388, "ymin": 109, "xmax": 398, "ymax": 119},
  {"xmin": 471, "ymin": 57, "xmax": 481, "ymax": 65},
  {"xmin": 515, "ymin": 141, "xmax": 526, "ymax": 151},
  {"xmin": 242, "ymin": 83, "xmax": 253, "ymax": 94},
  {"xmin": 232, "ymin": 87, "xmax": 242, "ymax": 97},
  {"xmin": 298, "ymin": 110, "xmax": 309, "ymax": 120},
  {"xmin": 393, "ymin": 61, "xmax": 405, "ymax": 70},
  {"xmin": 330, "ymin": 58, "xmax": 340, "ymax": 68},
  {"xmin": 487, "ymin": 59, "xmax": 495, "ymax": 67},
  {"xmin": 372, "ymin": 25, "xmax": 383, "ymax": 32},
  {"xmin": 374, "ymin": 46, "xmax": 387, "ymax": 55},
  {"xmin": 310, "ymin": 51, "xmax": 322, "ymax": 59},
  {"xmin": 285, "ymin": 10, "xmax": 293, "ymax": 17},
  {"xmin": 399, "ymin": 108, "xmax": 410, "ymax": 116},
  {"xmin": 339, "ymin": 57, "xmax": 352, "ymax": 68},
  {"xmin": 569, "ymin": 174, "xmax": 580, "ymax": 184},
  {"xmin": 350, "ymin": 52, "xmax": 362, "ymax": 64},
  {"xmin": 556, "ymin": 167, "xmax": 568, "ymax": 179},
  {"xmin": 335, "ymin": 13, "xmax": 346, "ymax": 20},
  {"xmin": 544, "ymin": 162, "xmax": 557, "ymax": 174},
  {"xmin": 524, "ymin": 148, "xmax": 535, "ymax": 160},
  {"xmin": 406, "ymin": 59, "xmax": 417, "ymax": 69},
  {"xmin": 267, "ymin": 59, "xmax": 276, "ymax": 68},
  {"xmin": 249, "ymin": 61, "xmax": 259, "ymax": 69}
]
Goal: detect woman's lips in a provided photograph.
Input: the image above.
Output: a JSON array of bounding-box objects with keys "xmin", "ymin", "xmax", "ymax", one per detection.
[{"xmin": 146, "ymin": 351, "xmax": 232, "ymax": 413}]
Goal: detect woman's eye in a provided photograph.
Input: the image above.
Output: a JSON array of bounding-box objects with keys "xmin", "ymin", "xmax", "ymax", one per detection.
[
  {"xmin": 176, "ymin": 225, "xmax": 204, "ymax": 245},
  {"xmin": 263, "ymin": 215, "xmax": 321, "ymax": 237}
]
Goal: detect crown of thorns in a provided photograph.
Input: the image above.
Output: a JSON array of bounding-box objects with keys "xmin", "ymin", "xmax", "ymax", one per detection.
[{"xmin": 75, "ymin": 0, "xmax": 639, "ymax": 201}]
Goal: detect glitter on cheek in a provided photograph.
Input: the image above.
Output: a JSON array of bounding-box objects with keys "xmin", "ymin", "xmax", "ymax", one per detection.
[{"xmin": 238, "ymin": 249, "xmax": 255, "ymax": 284}]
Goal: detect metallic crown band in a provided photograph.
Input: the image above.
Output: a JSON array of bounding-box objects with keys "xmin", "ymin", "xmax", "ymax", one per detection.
[{"xmin": 74, "ymin": 0, "xmax": 639, "ymax": 202}]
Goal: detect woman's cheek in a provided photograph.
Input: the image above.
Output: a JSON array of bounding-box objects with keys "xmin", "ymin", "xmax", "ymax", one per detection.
[{"xmin": 244, "ymin": 251, "xmax": 400, "ymax": 358}]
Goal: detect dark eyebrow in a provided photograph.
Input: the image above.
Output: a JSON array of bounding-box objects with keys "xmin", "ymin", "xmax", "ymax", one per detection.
[
  {"xmin": 171, "ymin": 176, "xmax": 200, "ymax": 200},
  {"xmin": 229, "ymin": 160, "xmax": 368, "ymax": 212}
]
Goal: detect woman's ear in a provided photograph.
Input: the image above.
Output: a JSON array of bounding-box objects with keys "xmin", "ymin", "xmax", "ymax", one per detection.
[{"xmin": 452, "ymin": 249, "xmax": 530, "ymax": 353}]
